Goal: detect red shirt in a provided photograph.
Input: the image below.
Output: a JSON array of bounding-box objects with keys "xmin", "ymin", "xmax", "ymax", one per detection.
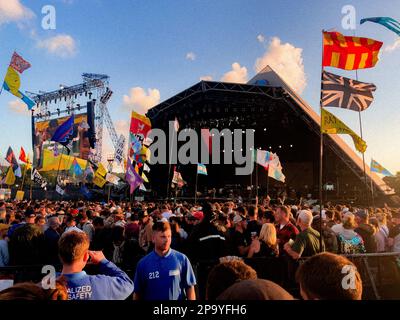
[{"xmin": 276, "ymin": 222, "xmax": 299, "ymax": 254}]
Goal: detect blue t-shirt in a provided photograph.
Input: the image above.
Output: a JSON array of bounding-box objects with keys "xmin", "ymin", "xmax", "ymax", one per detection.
[
  {"xmin": 134, "ymin": 249, "xmax": 196, "ymax": 300},
  {"xmin": 62, "ymin": 259, "xmax": 134, "ymax": 300}
]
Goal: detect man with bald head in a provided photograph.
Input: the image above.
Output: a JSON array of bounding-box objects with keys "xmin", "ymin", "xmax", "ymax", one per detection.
[{"xmin": 284, "ymin": 210, "xmax": 325, "ymax": 260}]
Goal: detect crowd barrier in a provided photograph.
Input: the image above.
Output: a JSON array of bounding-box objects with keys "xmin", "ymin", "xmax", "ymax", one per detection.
[{"xmin": 1, "ymin": 253, "xmax": 400, "ymax": 300}]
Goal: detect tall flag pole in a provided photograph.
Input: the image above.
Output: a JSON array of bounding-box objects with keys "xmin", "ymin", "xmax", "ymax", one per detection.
[
  {"xmin": 167, "ymin": 117, "xmax": 179, "ymax": 199},
  {"xmin": 319, "ymin": 30, "xmax": 326, "ymax": 253},
  {"xmin": 322, "ymin": 31, "xmax": 383, "ymax": 208}
]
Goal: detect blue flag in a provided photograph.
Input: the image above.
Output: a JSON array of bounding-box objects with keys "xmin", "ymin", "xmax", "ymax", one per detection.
[
  {"xmin": 80, "ymin": 185, "xmax": 92, "ymax": 199},
  {"xmin": 197, "ymin": 163, "xmax": 207, "ymax": 175},
  {"xmin": 51, "ymin": 114, "xmax": 75, "ymax": 144},
  {"xmin": 360, "ymin": 17, "xmax": 400, "ymax": 37},
  {"xmin": 370, "ymin": 159, "xmax": 394, "ymax": 177}
]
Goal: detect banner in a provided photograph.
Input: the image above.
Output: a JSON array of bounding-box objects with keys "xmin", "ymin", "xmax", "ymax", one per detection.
[
  {"xmin": 31, "ymin": 169, "xmax": 47, "ymax": 190},
  {"xmin": 126, "ymin": 159, "xmax": 143, "ymax": 194},
  {"xmin": 95, "ymin": 163, "xmax": 107, "ymax": 177},
  {"xmin": 370, "ymin": 159, "xmax": 394, "ymax": 176},
  {"xmin": 114, "ymin": 135, "xmax": 126, "ymax": 165},
  {"xmin": 5, "ymin": 167, "xmax": 15, "ymax": 186},
  {"xmin": 197, "ymin": 163, "xmax": 208, "ymax": 175}
]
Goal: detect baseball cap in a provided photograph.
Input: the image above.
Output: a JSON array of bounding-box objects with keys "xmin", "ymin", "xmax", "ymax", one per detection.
[
  {"xmin": 233, "ymin": 214, "xmax": 245, "ymax": 224},
  {"xmin": 192, "ymin": 211, "xmax": 204, "ymax": 221}
]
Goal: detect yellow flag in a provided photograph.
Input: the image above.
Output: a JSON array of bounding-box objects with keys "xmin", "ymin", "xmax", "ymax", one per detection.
[
  {"xmin": 141, "ymin": 172, "xmax": 149, "ymax": 183},
  {"xmin": 321, "ymin": 108, "xmax": 367, "ymax": 153},
  {"xmin": 5, "ymin": 167, "xmax": 16, "ymax": 185},
  {"xmin": 4, "ymin": 66, "xmax": 21, "ymax": 96},
  {"xmin": 93, "ymin": 172, "xmax": 106, "ymax": 188},
  {"xmin": 41, "ymin": 149, "xmax": 87, "ymax": 172},
  {"xmin": 96, "ymin": 163, "xmax": 107, "ymax": 177},
  {"xmin": 15, "ymin": 191, "xmax": 24, "ymax": 201}
]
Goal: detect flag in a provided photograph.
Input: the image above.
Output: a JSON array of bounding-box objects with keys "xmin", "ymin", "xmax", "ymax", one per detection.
[
  {"xmin": 197, "ymin": 163, "xmax": 208, "ymax": 175},
  {"xmin": 93, "ymin": 173, "xmax": 107, "ymax": 188},
  {"xmin": 80, "ymin": 185, "xmax": 92, "ymax": 199},
  {"xmin": 56, "ymin": 184, "xmax": 65, "ymax": 196},
  {"xmin": 10, "ymin": 52, "xmax": 31, "ymax": 74},
  {"xmin": 172, "ymin": 170, "xmax": 185, "ymax": 188},
  {"xmin": 2, "ymin": 66, "xmax": 35, "ymax": 110},
  {"xmin": 323, "ymin": 31, "xmax": 383, "ymax": 70},
  {"xmin": 69, "ymin": 158, "xmax": 83, "ymax": 176},
  {"xmin": 143, "ymin": 163, "xmax": 150, "ymax": 172},
  {"xmin": 53, "ymin": 144, "xmax": 59, "ymax": 157},
  {"xmin": 321, "ymin": 70, "xmax": 376, "ymax": 111},
  {"xmin": 106, "ymin": 173, "xmax": 120, "ymax": 185},
  {"xmin": 51, "ymin": 114, "xmax": 75, "ymax": 144},
  {"xmin": 321, "ymin": 108, "xmax": 367, "ymax": 153},
  {"xmin": 126, "ymin": 159, "xmax": 143, "ymax": 194},
  {"xmin": 84, "ymin": 163, "xmax": 95, "ymax": 180},
  {"xmin": 5, "ymin": 167, "xmax": 15, "ymax": 185},
  {"xmin": 141, "ymin": 172, "xmax": 149, "ymax": 183},
  {"xmin": 5, "ymin": 146, "xmax": 20, "ymax": 172},
  {"xmin": 361, "ymin": 17, "xmax": 400, "ymax": 37},
  {"xmin": 31, "ymin": 169, "xmax": 47, "ymax": 189},
  {"xmin": 139, "ymin": 183, "xmax": 147, "ymax": 191},
  {"xmin": 19, "ymin": 147, "xmax": 28, "ymax": 163},
  {"xmin": 268, "ymin": 153, "xmax": 286, "ymax": 183},
  {"xmin": 95, "ymin": 163, "xmax": 107, "ymax": 177},
  {"xmin": 14, "ymin": 166, "xmax": 22, "ymax": 178},
  {"xmin": 256, "ymin": 150, "xmax": 274, "ymax": 170},
  {"xmin": 174, "ymin": 117, "xmax": 180, "ymax": 132},
  {"xmin": 129, "ymin": 111, "xmax": 152, "ymax": 148},
  {"xmin": 41, "ymin": 149, "xmax": 87, "ymax": 172},
  {"xmin": 370, "ymin": 159, "xmax": 394, "ymax": 176}
]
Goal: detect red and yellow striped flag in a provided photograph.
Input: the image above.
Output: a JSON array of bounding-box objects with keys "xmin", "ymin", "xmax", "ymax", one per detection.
[{"xmin": 323, "ymin": 31, "xmax": 383, "ymax": 70}]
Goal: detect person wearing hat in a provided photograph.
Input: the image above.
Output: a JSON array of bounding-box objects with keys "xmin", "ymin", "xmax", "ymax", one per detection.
[
  {"xmin": 354, "ymin": 210, "xmax": 377, "ymax": 253},
  {"xmin": 284, "ymin": 210, "xmax": 325, "ymax": 259},
  {"xmin": 230, "ymin": 212, "xmax": 249, "ymax": 257},
  {"xmin": 0, "ymin": 224, "xmax": 9, "ymax": 267}
]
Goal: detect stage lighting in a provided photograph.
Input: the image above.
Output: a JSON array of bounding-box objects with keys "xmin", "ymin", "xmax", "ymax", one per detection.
[
  {"xmin": 88, "ymin": 92, "xmax": 92, "ymax": 99},
  {"xmin": 64, "ymin": 96, "xmax": 67, "ymax": 102},
  {"xmin": 279, "ymin": 145, "xmax": 282, "ymax": 149},
  {"xmin": 269, "ymin": 146, "xmax": 272, "ymax": 149},
  {"xmin": 77, "ymin": 104, "xmax": 81, "ymax": 110},
  {"xmin": 290, "ymin": 144, "xmax": 293, "ymax": 148},
  {"xmin": 57, "ymin": 108, "xmax": 60, "ymax": 116},
  {"xmin": 264, "ymin": 128, "xmax": 267, "ymax": 131},
  {"xmin": 74, "ymin": 94, "xmax": 77, "ymax": 99}
]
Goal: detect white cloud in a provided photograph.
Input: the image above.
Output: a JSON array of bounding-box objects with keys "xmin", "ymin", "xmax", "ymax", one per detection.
[
  {"xmin": 200, "ymin": 75, "xmax": 213, "ymax": 81},
  {"xmin": 255, "ymin": 37, "xmax": 307, "ymax": 94},
  {"xmin": 384, "ymin": 39, "xmax": 400, "ymax": 53},
  {"xmin": 186, "ymin": 52, "xmax": 196, "ymax": 61},
  {"xmin": 0, "ymin": 0, "xmax": 34, "ymax": 26},
  {"xmin": 122, "ymin": 87, "xmax": 161, "ymax": 114},
  {"xmin": 221, "ymin": 62, "xmax": 248, "ymax": 83},
  {"xmin": 257, "ymin": 34, "xmax": 265, "ymax": 43},
  {"xmin": 36, "ymin": 34, "xmax": 77, "ymax": 58},
  {"xmin": 7, "ymin": 99, "xmax": 30, "ymax": 116}
]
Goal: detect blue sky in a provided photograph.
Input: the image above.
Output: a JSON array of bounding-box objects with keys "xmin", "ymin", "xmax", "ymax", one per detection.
[{"xmin": 0, "ymin": 0, "xmax": 399, "ymax": 173}]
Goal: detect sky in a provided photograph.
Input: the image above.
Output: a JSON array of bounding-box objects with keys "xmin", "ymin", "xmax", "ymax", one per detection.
[{"xmin": 0, "ymin": 0, "xmax": 399, "ymax": 174}]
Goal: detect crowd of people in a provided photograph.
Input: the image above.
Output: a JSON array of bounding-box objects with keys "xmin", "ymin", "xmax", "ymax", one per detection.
[{"xmin": 0, "ymin": 196, "xmax": 399, "ymax": 300}]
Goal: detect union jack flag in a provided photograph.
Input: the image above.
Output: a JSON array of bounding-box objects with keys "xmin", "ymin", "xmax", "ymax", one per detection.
[{"xmin": 321, "ymin": 70, "xmax": 376, "ymax": 111}]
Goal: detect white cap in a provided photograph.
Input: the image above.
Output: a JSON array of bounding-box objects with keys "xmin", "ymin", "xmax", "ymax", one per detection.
[
  {"xmin": 233, "ymin": 214, "xmax": 243, "ymax": 224},
  {"xmin": 125, "ymin": 212, "xmax": 132, "ymax": 219}
]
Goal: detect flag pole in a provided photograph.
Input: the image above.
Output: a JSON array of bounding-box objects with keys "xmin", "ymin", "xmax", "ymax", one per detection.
[
  {"xmin": 20, "ymin": 164, "xmax": 27, "ymax": 191},
  {"xmin": 166, "ymin": 129, "xmax": 175, "ymax": 199},
  {"xmin": 354, "ymin": 69, "xmax": 372, "ymax": 209},
  {"xmin": 255, "ymin": 161, "xmax": 259, "ymax": 203},
  {"xmin": 54, "ymin": 144, "xmax": 64, "ymax": 189},
  {"xmin": 194, "ymin": 166, "xmax": 198, "ymax": 204},
  {"xmin": 319, "ymin": 30, "xmax": 325, "ymax": 253}
]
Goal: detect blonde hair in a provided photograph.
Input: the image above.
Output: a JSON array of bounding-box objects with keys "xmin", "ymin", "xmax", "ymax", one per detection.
[
  {"xmin": 259, "ymin": 223, "xmax": 277, "ymax": 247},
  {"xmin": 343, "ymin": 214, "xmax": 356, "ymax": 230}
]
